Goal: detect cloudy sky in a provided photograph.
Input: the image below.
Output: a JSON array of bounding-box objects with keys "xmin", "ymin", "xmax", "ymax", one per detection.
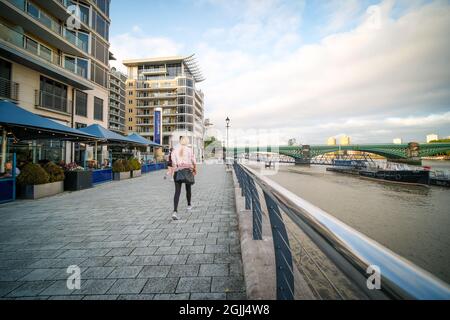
[{"xmin": 110, "ymin": 0, "xmax": 450, "ymax": 145}]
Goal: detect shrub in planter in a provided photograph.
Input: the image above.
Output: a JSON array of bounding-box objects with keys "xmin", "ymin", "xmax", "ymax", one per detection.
[
  {"xmin": 112, "ymin": 159, "xmax": 130, "ymax": 181},
  {"xmin": 129, "ymin": 158, "xmax": 142, "ymax": 178},
  {"xmin": 16, "ymin": 163, "xmax": 50, "ymax": 186},
  {"xmin": 123, "ymin": 159, "xmax": 132, "ymax": 172},
  {"xmin": 129, "ymin": 158, "xmax": 142, "ymax": 171},
  {"xmin": 42, "ymin": 162, "xmax": 65, "ymax": 182},
  {"xmin": 112, "ymin": 160, "xmax": 126, "ymax": 173},
  {"xmin": 17, "ymin": 163, "xmax": 64, "ymax": 199}
]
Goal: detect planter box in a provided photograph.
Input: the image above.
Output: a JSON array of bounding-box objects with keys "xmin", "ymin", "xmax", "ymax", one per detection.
[
  {"xmin": 19, "ymin": 181, "xmax": 64, "ymax": 200},
  {"xmin": 64, "ymin": 171, "xmax": 93, "ymax": 191},
  {"xmin": 131, "ymin": 169, "xmax": 142, "ymax": 178},
  {"xmin": 113, "ymin": 171, "xmax": 130, "ymax": 181}
]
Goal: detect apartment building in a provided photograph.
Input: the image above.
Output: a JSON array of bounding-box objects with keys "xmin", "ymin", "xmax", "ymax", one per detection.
[
  {"xmin": 123, "ymin": 55, "xmax": 205, "ymax": 160},
  {"xmin": 108, "ymin": 66, "xmax": 125, "ymax": 134},
  {"xmin": 0, "ymin": 0, "xmax": 111, "ymax": 162}
]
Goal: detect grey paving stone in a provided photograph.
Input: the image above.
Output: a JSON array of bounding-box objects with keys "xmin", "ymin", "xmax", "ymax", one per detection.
[
  {"xmin": 83, "ymin": 295, "xmax": 118, "ymax": 300},
  {"xmin": 75, "ymin": 279, "xmax": 116, "ymax": 295},
  {"xmin": 105, "ymin": 248, "xmax": 134, "ymax": 256},
  {"xmin": 205, "ymin": 244, "xmax": 229, "ymax": 254},
  {"xmin": 191, "ymin": 292, "xmax": 227, "ymax": 300},
  {"xmin": 180, "ymin": 245, "xmax": 205, "ymax": 254},
  {"xmin": 107, "ymin": 266, "xmax": 143, "ymax": 279},
  {"xmin": 176, "ymin": 277, "xmax": 211, "ymax": 293},
  {"xmin": 130, "ymin": 247, "xmax": 158, "ymax": 256},
  {"xmin": 137, "ymin": 266, "xmax": 171, "ymax": 278},
  {"xmin": 171, "ymin": 239, "xmax": 195, "ymax": 246},
  {"xmin": 199, "ymin": 264, "xmax": 229, "ymax": 277},
  {"xmin": 82, "ymin": 267, "xmax": 115, "ymax": 279},
  {"xmin": 159, "ymin": 255, "xmax": 188, "ymax": 265},
  {"xmin": 227, "ymin": 292, "xmax": 247, "ymax": 300},
  {"xmin": 7, "ymin": 281, "xmax": 54, "ymax": 297},
  {"xmin": 168, "ymin": 265, "xmax": 200, "ymax": 277},
  {"xmin": 194, "ymin": 238, "xmax": 217, "ymax": 245},
  {"xmin": 18, "ymin": 268, "xmax": 59, "ymax": 281},
  {"xmin": 107, "ymin": 279, "xmax": 148, "ymax": 294},
  {"xmin": 0, "ymin": 281, "xmax": 22, "ymax": 297},
  {"xmin": 39, "ymin": 280, "xmax": 75, "ymax": 296},
  {"xmin": 154, "ymin": 246, "xmax": 182, "ymax": 255},
  {"xmin": 153, "ymin": 293, "xmax": 190, "ymax": 300},
  {"xmin": 0, "ymin": 269, "xmax": 32, "ymax": 281},
  {"xmin": 133, "ymin": 255, "xmax": 163, "ymax": 266},
  {"xmin": 141, "ymin": 277, "xmax": 179, "ymax": 294},
  {"xmin": 80, "ymin": 257, "xmax": 112, "ymax": 267},
  {"xmin": 211, "ymin": 277, "xmax": 246, "ymax": 293},
  {"xmin": 187, "ymin": 254, "xmax": 215, "ymax": 264},
  {"xmin": 105, "ymin": 256, "xmax": 137, "ymax": 267},
  {"xmin": 118, "ymin": 294, "xmax": 154, "ymax": 300}
]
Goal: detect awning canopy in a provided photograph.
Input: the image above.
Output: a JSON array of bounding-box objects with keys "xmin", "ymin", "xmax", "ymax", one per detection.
[
  {"xmin": 0, "ymin": 100, "xmax": 98, "ymax": 141},
  {"xmin": 78, "ymin": 124, "xmax": 146, "ymax": 146},
  {"xmin": 128, "ymin": 133, "xmax": 161, "ymax": 147}
]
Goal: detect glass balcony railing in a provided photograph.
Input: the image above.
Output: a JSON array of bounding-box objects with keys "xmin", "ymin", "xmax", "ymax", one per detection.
[
  {"xmin": 0, "ymin": 77, "xmax": 19, "ymax": 101},
  {"xmin": 8, "ymin": 0, "xmax": 62, "ymax": 34},
  {"xmin": 0, "ymin": 21, "xmax": 89, "ymax": 81}
]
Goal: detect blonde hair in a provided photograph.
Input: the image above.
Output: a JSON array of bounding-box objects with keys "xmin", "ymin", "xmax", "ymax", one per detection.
[{"xmin": 179, "ymin": 136, "xmax": 189, "ymax": 157}]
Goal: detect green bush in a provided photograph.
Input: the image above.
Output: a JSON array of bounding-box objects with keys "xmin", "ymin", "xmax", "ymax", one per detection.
[
  {"xmin": 42, "ymin": 162, "xmax": 65, "ymax": 182},
  {"xmin": 123, "ymin": 159, "xmax": 132, "ymax": 172},
  {"xmin": 129, "ymin": 158, "xmax": 141, "ymax": 171},
  {"xmin": 112, "ymin": 160, "xmax": 125, "ymax": 173},
  {"xmin": 16, "ymin": 163, "xmax": 50, "ymax": 186}
]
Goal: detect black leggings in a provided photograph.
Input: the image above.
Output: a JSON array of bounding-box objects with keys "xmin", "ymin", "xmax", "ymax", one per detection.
[{"xmin": 174, "ymin": 182, "xmax": 191, "ymax": 212}]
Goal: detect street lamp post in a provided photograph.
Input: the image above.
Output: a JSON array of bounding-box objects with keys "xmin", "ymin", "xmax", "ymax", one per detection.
[{"xmin": 226, "ymin": 117, "xmax": 230, "ymax": 168}]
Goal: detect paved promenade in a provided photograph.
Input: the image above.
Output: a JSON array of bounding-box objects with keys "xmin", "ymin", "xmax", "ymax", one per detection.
[{"xmin": 0, "ymin": 164, "xmax": 245, "ymax": 300}]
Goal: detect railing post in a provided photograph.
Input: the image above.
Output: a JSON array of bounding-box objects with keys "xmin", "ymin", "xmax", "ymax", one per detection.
[
  {"xmin": 263, "ymin": 192, "xmax": 294, "ymax": 300},
  {"xmin": 248, "ymin": 177, "xmax": 262, "ymax": 240}
]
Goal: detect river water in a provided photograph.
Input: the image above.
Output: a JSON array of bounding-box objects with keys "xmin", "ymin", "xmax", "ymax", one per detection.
[{"xmin": 263, "ymin": 160, "xmax": 450, "ymax": 284}]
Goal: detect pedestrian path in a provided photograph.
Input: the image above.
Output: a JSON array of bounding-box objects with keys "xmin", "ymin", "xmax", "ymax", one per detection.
[{"xmin": 0, "ymin": 164, "xmax": 245, "ymax": 300}]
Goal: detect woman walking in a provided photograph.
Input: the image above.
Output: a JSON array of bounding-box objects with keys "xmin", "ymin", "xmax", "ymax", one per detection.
[
  {"xmin": 171, "ymin": 136, "xmax": 197, "ymax": 220},
  {"xmin": 164, "ymin": 148, "xmax": 174, "ymax": 181}
]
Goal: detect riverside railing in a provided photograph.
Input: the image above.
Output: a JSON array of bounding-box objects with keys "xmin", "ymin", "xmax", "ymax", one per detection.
[{"xmin": 233, "ymin": 162, "xmax": 450, "ymax": 300}]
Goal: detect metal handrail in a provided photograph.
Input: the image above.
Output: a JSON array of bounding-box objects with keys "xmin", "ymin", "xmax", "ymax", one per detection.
[{"xmin": 235, "ymin": 162, "xmax": 450, "ymax": 300}]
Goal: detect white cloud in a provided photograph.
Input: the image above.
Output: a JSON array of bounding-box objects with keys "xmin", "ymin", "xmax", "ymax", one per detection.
[
  {"xmin": 110, "ymin": 31, "xmax": 183, "ymax": 72},
  {"xmin": 198, "ymin": 0, "xmax": 450, "ymax": 144}
]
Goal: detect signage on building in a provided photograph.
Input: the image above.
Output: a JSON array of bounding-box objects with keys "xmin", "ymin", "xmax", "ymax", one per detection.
[{"xmin": 154, "ymin": 108, "xmax": 162, "ymax": 145}]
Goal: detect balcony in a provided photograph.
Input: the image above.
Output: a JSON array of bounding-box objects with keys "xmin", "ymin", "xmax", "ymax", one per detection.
[
  {"xmin": 140, "ymin": 67, "xmax": 167, "ymax": 75},
  {"xmin": 35, "ymin": 89, "xmax": 72, "ymax": 115},
  {"xmin": 0, "ymin": 0, "xmax": 89, "ymax": 58},
  {"xmin": 0, "ymin": 77, "xmax": 19, "ymax": 101},
  {"xmin": 0, "ymin": 21, "xmax": 93, "ymax": 90}
]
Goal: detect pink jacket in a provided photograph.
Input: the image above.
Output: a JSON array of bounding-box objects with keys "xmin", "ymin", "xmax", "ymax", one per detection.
[{"xmin": 171, "ymin": 145, "xmax": 196, "ymax": 171}]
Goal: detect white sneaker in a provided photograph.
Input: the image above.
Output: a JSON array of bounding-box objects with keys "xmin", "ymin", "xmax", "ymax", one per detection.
[
  {"xmin": 187, "ymin": 206, "xmax": 192, "ymax": 211},
  {"xmin": 172, "ymin": 212, "xmax": 179, "ymax": 220}
]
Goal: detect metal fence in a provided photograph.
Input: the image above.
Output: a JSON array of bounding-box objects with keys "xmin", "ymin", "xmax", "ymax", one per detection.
[{"xmin": 233, "ymin": 162, "xmax": 450, "ymax": 300}]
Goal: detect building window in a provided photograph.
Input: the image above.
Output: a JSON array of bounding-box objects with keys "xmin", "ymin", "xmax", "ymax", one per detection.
[
  {"xmin": 94, "ymin": 97, "xmax": 104, "ymax": 121},
  {"xmin": 64, "ymin": 56, "xmax": 88, "ymax": 78},
  {"xmin": 128, "ymin": 91, "xmax": 133, "ymax": 96},
  {"xmin": 39, "ymin": 76, "xmax": 68, "ymax": 113},
  {"xmin": 128, "ymin": 109, "xmax": 133, "ymax": 113},
  {"xmin": 128, "ymin": 100, "xmax": 133, "ymax": 104},
  {"xmin": 75, "ymin": 90, "xmax": 88, "ymax": 117},
  {"xmin": 91, "ymin": 61, "xmax": 107, "ymax": 88},
  {"xmin": 75, "ymin": 122, "xmax": 87, "ymax": 129},
  {"xmin": 128, "ymin": 126, "xmax": 132, "ymax": 130},
  {"xmin": 128, "ymin": 117, "xmax": 132, "ymax": 122}
]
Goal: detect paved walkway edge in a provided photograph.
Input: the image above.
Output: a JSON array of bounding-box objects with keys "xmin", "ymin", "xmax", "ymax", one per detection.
[{"xmin": 231, "ymin": 170, "xmax": 276, "ymax": 300}]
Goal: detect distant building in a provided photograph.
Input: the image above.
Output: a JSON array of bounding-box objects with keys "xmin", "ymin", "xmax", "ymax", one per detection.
[
  {"xmin": 339, "ymin": 135, "xmax": 351, "ymax": 146},
  {"xmin": 426, "ymin": 134, "xmax": 439, "ymax": 143},
  {"xmin": 327, "ymin": 137, "xmax": 336, "ymax": 146},
  {"xmin": 393, "ymin": 138, "xmax": 402, "ymax": 145},
  {"xmin": 288, "ymin": 138, "xmax": 298, "ymax": 146},
  {"xmin": 108, "ymin": 67, "xmax": 127, "ymax": 134}
]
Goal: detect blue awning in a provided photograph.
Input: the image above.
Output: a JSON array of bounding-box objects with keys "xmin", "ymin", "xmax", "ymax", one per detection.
[
  {"xmin": 128, "ymin": 133, "xmax": 161, "ymax": 147},
  {"xmin": 0, "ymin": 100, "xmax": 98, "ymax": 141},
  {"xmin": 78, "ymin": 124, "xmax": 146, "ymax": 146}
]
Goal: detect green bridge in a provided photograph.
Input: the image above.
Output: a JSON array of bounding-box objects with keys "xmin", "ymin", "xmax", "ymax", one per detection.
[{"xmin": 231, "ymin": 143, "xmax": 450, "ymax": 162}]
